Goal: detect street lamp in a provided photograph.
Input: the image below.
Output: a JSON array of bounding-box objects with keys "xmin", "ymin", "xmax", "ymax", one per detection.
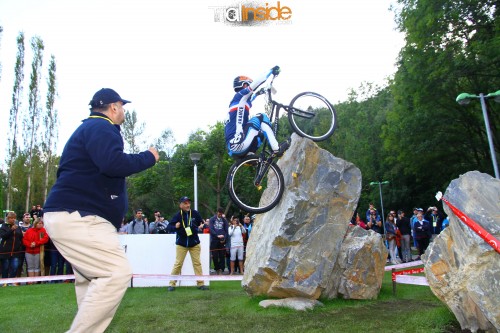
[
  {"xmin": 369, "ymin": 181, "xmax": 389, "ymax": 244},
  {"xmin": 189, "ymin": 153, "xmax": 202, "ymax": 211},
  {"xmin": 456, "ymin": 90, "xmax": 500, "ymax": 179}
]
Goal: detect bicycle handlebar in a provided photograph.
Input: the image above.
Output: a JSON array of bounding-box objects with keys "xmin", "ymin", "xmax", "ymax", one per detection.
[{"xmin": 250, "ymin": 74, "xmax": 278, "ymax": 102}]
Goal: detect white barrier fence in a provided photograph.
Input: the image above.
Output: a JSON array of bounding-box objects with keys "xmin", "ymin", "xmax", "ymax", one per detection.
[{"xmin": 1, "ymin": 234, "xmax": 214, "ymax": 287}]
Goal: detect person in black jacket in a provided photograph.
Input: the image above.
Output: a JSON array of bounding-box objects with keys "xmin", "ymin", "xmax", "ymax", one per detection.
[
  {"xmin": 209, "ymin": 208, "xmax": 229, "ymax": 275},
  {"xmin": 397, "ymin": 210, "xmax": 412, "ymax": 262},
  {"xmin": 413, "ymin": 211, "xmax": 432, "ymax": 259},
  {"xmin": 43, "ymin": 88, "xmax": 159, "ymax": 333},
  {"xmin": 167, "ymin": 196, "xmax": 208, "ymax": 291},
  {"xmin": 0, "ymin": 211, "xmax": 24, "ymax": 283}
]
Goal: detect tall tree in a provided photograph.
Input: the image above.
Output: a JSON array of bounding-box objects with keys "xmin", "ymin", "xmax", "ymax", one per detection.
[
  {"xmin": 385, "ymin": 0, "xmax": 499, "ymax": 206},
  {"xmin": 153, "ymin": 128, "xmax": 175, "ymax": 159},
  {"xmin": 198, "ymin": 122, "xmax": 234, "ymax": 213},
  {"xmin": 6, "ymin": 32, "xmax": 25, "ymax": 211},
  {"xmin": 122, "ymin": 109, "xmax": 146, "ymax": 153},
  {"xmin": 0, "ymin": 26, "xmax": 3, "ymax": 83},
  {"xmin": 24, "ymin": 36, "xmax": 44, "ymax": 212},
  {"xmin": 42, "ymin": 55, "xmax": 58, "ymax": 202}
]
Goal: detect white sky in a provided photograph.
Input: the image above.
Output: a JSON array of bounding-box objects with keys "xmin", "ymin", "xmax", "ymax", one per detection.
[{"xmin": 0, "ymin": 0, "xmax": 404, "ymax": 163}]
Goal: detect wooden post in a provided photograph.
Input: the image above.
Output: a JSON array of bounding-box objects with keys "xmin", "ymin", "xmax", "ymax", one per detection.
[{"xmin": 40, "ymin": 244, "xmax": 45, "ymax": 277}]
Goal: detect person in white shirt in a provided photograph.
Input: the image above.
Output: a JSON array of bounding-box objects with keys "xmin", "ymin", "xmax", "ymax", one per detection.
[{"xmin": 228, "ymin": 216, "xmax": 246, "ymax": 275}]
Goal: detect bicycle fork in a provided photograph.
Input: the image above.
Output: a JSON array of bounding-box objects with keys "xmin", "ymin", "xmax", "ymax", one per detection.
[{"xmin": 254, "ymin": 156, "xmax": 274, "ymax": 189}]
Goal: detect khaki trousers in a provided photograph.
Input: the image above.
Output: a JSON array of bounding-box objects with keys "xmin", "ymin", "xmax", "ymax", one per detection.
[
  {"xmin": 170, "ymin": 244, "xmax": 204, "ymax": 287},
  {"xmin": 44, "ymin": 211, "xmax": 132, "ymax": 333}
]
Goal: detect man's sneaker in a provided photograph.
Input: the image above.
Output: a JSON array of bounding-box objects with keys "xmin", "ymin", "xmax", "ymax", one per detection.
[
  {"xmin": 274, "ymin": 138, "xmax": 291, "ymax": 157},
  {"xmin": 197, "ymin": 285, "xmax": 209, "ymax": 291},
  {"xmin": 168, "ymin": 286, "xmax": 175, "ymax": 292}
]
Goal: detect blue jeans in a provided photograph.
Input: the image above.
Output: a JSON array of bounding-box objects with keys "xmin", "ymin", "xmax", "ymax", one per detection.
[
  {"xmin": 50, "ymin": 250, "xmax": 65, "ymax": 276},
  {"xmin": 50, "ymin": 250, "xmax": 65, "ymax": 283},
  {"xmin": 1, "ymin": 257, "xmax": 20, "ymax": 278}
]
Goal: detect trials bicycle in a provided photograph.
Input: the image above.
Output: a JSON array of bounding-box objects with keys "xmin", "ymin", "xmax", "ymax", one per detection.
[{"xmin": 226, "ymin": 73, "xmax": 337, "ymax": 214}]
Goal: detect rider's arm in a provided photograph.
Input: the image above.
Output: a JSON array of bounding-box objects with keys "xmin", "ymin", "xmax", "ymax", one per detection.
[{"xmin": 249, "ymin": 67, "xmax": 276, "ymax": 91}]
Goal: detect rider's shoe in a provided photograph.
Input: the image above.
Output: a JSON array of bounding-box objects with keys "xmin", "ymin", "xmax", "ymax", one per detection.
[{"xmin": 274, "ymin": 138, "xmax": 291, "ymax": 157}]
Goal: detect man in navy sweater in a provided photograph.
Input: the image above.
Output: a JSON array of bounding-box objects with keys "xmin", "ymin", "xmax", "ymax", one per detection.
[{"xmin": 43, "ymin": 88, "xmax": 159, "ymax": 333}]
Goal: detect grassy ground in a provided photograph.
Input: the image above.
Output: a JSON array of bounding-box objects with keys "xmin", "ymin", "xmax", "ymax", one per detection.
[{"xmin": 0, "ymin": 269, "xmax": 464, "ymax": 333}]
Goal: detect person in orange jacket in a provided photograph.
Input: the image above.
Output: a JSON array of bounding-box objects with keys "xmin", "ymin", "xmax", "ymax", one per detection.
[{"xmin": 22, "ymin": 219, "xmax": 49, "ymax": 281}]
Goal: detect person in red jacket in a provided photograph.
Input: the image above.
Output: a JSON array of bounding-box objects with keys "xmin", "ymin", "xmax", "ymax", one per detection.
[{"xmin": 22, "ymin": 219, "xmax": 49, "ymax": 281}]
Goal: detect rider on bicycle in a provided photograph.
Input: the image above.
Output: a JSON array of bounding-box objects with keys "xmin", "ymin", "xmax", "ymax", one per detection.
[{"xmin": 224, "ymin": 65, "xmax": 290, "ymax": 158}]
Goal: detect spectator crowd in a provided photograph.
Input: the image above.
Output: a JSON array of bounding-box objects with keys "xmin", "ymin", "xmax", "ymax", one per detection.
[
  {"xmin": 1, "ymin": 199, "xmax": 447, "ymax": 287},
  {"xmin": 350, "ymin": 203, "xmax": 448, "ymax": 264},
  {"xmin": 0, "ymin": 203, "xmax": 255, "ymax": 286}
]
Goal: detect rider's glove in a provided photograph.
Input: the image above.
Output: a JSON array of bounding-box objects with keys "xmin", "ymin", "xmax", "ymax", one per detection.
[{"xmin": 272, "ymin": 65, "xmax": 280, "ymax": 75}]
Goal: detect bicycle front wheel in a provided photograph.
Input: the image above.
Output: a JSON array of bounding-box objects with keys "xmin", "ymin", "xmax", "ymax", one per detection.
[
  {"xmin": 288, "ymin": 92, "xmax": 337, "ymax": 142},
  {"xmin": 227, "ymin": 155, "xmax": 285, "ymax": 214}
]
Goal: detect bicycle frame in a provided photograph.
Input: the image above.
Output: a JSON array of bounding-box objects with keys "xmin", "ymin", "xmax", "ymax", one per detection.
[{"xmin": 255, "ymin": 74, "xmax": 318, "ymax": 138}]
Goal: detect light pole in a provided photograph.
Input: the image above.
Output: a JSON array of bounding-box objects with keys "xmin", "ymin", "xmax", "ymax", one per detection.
[
  {"xmin": 189, "ymin": 153, "xmax": 202, "ymax": 211},
  {"xmin": 369, "ymin": 181, "xmax": 389, "ymax": 244},
  {"xmin": 456, "ymin": 90, "xmax": 500, "ymax": 179}
]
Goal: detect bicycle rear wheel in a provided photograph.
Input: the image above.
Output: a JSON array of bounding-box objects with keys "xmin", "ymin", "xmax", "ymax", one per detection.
[
  {"xmin": 288, "ymin": 92, "xmax": 337, "ymax": 142},
  {"xmin": 227, "ymin": 155, "xmax": 285, "ymax": 214}
]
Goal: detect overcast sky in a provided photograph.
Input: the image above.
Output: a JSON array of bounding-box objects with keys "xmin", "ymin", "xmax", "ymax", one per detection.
[{"xmin": 0, "ymin": 0, "xmax": 404, "ymax": 164}]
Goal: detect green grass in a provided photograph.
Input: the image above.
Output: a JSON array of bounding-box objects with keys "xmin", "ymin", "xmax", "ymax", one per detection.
[{"xmin": 0, "ymin": 271, "xmax": 462, "ymax": 333}]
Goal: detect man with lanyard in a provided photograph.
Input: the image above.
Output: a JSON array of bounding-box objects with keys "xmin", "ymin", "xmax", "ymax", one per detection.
[
  {"xmin": 167, "ymin": 196, "xmax": 208, "ymax": 291},
  {"xmin": 209, "ymin": 208, "xmax": 229, "ymax": 275}
]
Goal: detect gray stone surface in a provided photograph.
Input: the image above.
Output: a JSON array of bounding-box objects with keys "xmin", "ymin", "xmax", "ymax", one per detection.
[
  {"xmin": 328, "ymin": 225, "xmax": 388, "ymax": 299},
  {"xmin": 259, "ymin": 297, "xmax": 324, "ymax": 311},
  {"xmin": 242, "ymin": 134, "xmax": 387, "ymax": 300},
  {"xmin": 423, "ymin": 171, "xmax": 500, "ymax": 333}
]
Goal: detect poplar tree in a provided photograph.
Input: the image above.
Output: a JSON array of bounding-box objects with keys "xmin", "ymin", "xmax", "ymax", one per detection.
[
  {"xmin": 6, "ymin": 32, "xmax": 25, "ymax": 211},
  {"xmin": 24, "ymin": 36, "xmax": 44, "ymax": 212},
  {"xmin": 0, "ymin": 26, "xmax": 3, "ymax": 82},
  {"xmin": 42, "ymin": 55, "xmax": 58, "ymax": 202},
  {"xmin": 123, "ymin": 109, "xmax": 146, "ymax": 153}
]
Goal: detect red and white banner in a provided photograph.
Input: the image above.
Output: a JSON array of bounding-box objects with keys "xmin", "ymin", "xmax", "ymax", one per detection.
[
  {"xmin": 437, "ymin": 192, "xmax": 500, "ymax": 254},
  {"xmin": 391, "ymin": 267, "xmax": 424, "ymax": 281},
  {"xmin": 395, "ymin": 275, "xmax": 429, "ymax": 286}
]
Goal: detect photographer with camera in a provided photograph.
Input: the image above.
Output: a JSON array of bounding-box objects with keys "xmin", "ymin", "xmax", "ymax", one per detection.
[
  {"xmin": 366, "ymin": 209, "xmax": 383, "ymax": 234},
  {"xmin": 228, "ymin": 216, "xmax": 247, "ymax": 275},
  {"xmin": 149, "ymin": 212, "xmax": 169, "ymax": 234},
  {"xmin": 0, "ymin": 211, "xmax": 24, "ymax": 283}
]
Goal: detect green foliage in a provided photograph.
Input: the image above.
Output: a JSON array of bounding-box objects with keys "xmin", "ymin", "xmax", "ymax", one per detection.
[
  {"xmin": 385, "ymin": 0, "xmax": 500, "ymax": 209},
  {"xmin": 168, "ymin": 123, "xmax": 235, "ymax": 218}
]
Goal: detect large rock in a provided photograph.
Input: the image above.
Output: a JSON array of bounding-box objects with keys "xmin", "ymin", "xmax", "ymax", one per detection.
[
  {"xmin": 423, "ymin": 171, "xmax": 500, "ymax": 332},
  {"xmin": 328, "ymin": 225, "xmax": 388, "ymax": 299},
  {"xmin": 242, "ymin": 133, "xmax": 375, "ymax": 299}
]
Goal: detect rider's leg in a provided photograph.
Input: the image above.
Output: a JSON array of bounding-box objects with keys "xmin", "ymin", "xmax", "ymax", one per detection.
[
  {"xmin": 260, "ymin": 122, "xmax": 280, "ymax": 151},
  {"xmin": 257, "ymin": 114, "xmax": 290, "ymax": 155},
  {"xmin": 228, "ymin": 128, "xmax": 260, "ymax": 156}
]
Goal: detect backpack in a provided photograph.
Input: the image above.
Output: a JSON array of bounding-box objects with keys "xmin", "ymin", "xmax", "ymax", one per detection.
[{"xmin": 131, "ymin": 220, "xmax": 147, "ymax": 234}]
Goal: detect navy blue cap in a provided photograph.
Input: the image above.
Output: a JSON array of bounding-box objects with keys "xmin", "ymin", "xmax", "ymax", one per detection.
[
  {"xmin": 179, "ymin": 196, "xmax": 191, "ymax": 203},
  {"xmin": 89, "ymin": 88, "xmax": 131, "ymax": 107}
]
